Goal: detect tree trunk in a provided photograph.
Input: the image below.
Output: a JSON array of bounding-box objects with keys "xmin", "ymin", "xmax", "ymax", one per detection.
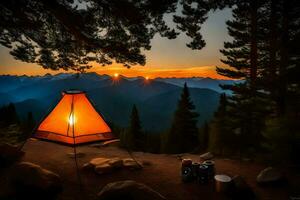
[
  {"xmin": 268, "ymin": 0, "xmax": 278, "ymax": 96},
  {"xmin": 278, "ymin": 0, "xmax": 289, "ymax": 115},
  {"xmin": 250, "ymin": 0, "xmax": 258, "ymax": 91}
]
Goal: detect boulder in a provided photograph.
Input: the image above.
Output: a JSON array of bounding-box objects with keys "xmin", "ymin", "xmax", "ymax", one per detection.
[
  {"xmin": 200, "ymin": 152, "xmax": 214, "ymax": 160},
  {"xmin": 123, "ymin": 158, "xmax": 142, "ymax": 170},
  {"xmin": 90, "ymin": 157, "xmax": 110, "ymax": 166},
  {"xmin": 231, "ymin": 175, "xmax": 255, "ymax": 199},
  {"xmin": 10, "ymin": 162, "xmax": 62, "ymax": 199},
  {"xmin": 88, "ymin": 157, "xmax": 143, "ymax": 174},
  {"xmin": 95, "ymin": 163, "xmax": 113, "ymax": 175},
  {"xmin": 97, "ymin": 180, "xmax": 166, "ymax": 200},
  {"xmin": 0, "ymin": 143, "xmax": 25, "ymax": 167},
  {"xmin": 256, "ymin": 167, "xmax": 283, "ymax": 184},
  {"xmin": 108, "ymin": 157, "xmax": 123, "ymax": 169}
]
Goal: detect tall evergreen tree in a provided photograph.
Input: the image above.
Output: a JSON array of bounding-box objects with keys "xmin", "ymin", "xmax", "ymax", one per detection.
[
  {"xmin": 216, "ymin": 1, "xmax": 268, "ymax": 154},
  {"xmin": 211, "ymin": 93, "xmax": 233, "ymax": 154},
  {"xmin": 120, "ymin": 104, "xmax": 144, "ymax": 151},
  {"xmin": 130, "ymin": 105, "xmax": 144, "ymax": 150},
  {"xmin": 165, "ymin": 83, "xmax": 199, "ymax": 153}
]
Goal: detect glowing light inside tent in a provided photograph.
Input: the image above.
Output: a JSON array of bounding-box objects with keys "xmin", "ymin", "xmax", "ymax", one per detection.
[{"xmin": 68, "ymin": 113, "xmax": 75, "ymax": 126}]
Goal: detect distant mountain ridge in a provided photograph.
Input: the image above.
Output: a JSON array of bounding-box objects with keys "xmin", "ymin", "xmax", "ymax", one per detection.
[{"xmin": 0, "ymin": 73, "xmax": 238, "ymax": 131}]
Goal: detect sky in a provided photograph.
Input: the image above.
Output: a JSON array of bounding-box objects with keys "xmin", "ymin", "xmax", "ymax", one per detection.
[{"xmin": 0, "ymin": 8, "xmax": 232, "ymax": 79}]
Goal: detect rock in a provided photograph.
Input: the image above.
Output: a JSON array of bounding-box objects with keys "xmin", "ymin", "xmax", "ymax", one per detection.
[
  {"xmin": 231, "ymin": 175, "xmax": 255, "ymax": 199},
  {"xmin": 200, "ymin": 152, "xmax": 213, "ymax": 160},
  {"xmin": 97, "ymin": 180, "xmax": 166, "ymax": 200},
  {"xmin": 256, "ymin": 167, "xmax": 283, "ymax": 184},
  {"xmin": 82, "ymin": 162, "xmax": 94, "ymax": 171},
  {"xmin": 95, "ymin": 163, "xmax": 113, "ymax": 175},
  {"xmin": 108, "ymin": 157, "xmax": 123, "ymax": 169},
  {"xmin": 123, "ymin": 158, "xmax": 142, "ymax": 170},
  {"xmin": 10, "ymin": 162, "xmax": 62, "ymax": 199},
  {"xmin": 90, "ymin": 157, "xmax": 110, "ymax": 166},
  {"xmin": 87, "ymin": 157, "xmax": 144, "ymax": 175},
  {"xmin": 0, "ymin": 143, "xmax": 25, "ymax": 167},
  {"xmin": 67, "ymin": 152, "xmax": 85, "ymax": 158}
]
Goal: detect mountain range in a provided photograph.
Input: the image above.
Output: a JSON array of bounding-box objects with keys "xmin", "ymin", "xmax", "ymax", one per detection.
[{"xmin": 0, "ymin": 72, "xmax": 237, "ymax": 132}]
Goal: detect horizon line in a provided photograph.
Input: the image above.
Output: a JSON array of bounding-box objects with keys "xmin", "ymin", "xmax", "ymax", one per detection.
[{"xmin": 0, "ymin": 71, "xmax": 235, "ymax": 81}]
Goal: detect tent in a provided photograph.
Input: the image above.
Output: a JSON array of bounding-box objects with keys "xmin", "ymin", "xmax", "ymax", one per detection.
[{"xmin": 34, "ymin": 90, "xmax": 113, "ymax": 145}]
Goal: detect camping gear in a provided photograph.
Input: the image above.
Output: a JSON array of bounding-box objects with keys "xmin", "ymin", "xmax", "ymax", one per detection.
[
  {"xmin": 192, "ymin": 162, "xmax": 200, "ymax": 178},
  {"xmin": 181, "ymin": 159, "xmax": 193, "ymax": 182},
  {"xmin": 34, "ymin": 90, "xmax": 113, "ymax": 145},
  {"xmin": 214, "ymin": 174, "xmax": 232, "ymax": 193},
  {"xmin": 198, "ymin": 164, "xmax": 209, "ymax": 184},
  {"xmin": 181, "ymin": 166, "xmax": 193, "ymax": 182},
  {"xmin": 203, "ymin": 160, "xmax": 215, "ymax": 180},
  {"xmin": 181, "ymin": 159, "xmax": 192, "ymax": 167}
]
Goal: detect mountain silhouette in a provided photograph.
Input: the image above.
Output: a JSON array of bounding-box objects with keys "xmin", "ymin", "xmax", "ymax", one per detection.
[{"xmin": 0, "ymin": 73, "xmax": 237, "ymax": 131}]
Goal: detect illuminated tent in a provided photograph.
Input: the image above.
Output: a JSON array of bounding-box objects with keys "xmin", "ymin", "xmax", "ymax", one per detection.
[{"xmin": 34, "ymin": 90, "xmax": 113, "ymax": 145}]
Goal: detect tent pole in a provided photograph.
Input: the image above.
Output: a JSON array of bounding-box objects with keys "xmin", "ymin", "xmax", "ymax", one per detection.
[{"xmin": 70, "ymin": 96, "xmax": 84, "ymax": 198}]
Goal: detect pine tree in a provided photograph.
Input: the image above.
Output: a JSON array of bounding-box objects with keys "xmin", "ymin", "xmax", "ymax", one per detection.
[
  {"xmin": 120, "ymin": 104, "xmax": 144, "ymax": 151},
  {"xmin": 130, "ymin": 105, "xmax": 144, "ymax": 150},
  {"xmin": 166, "ymin": 83, "xmax": 199, "ymax": 153},
  {"xmin": 216, "ymin": 1, "xmax": 268, "ymax": 154},
  {"xmin": 209, "ymin": 93, "xmax": 235, "ymax": 154}
]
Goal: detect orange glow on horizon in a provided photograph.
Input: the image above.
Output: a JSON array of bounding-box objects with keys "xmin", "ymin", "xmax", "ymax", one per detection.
[
  {"xmin": 0, "ymin": 64, "xmax": 233, "ymax": 80},
  {"xmin": 90, "ymin": 65, "xmax": 233, "ymax": 80}
]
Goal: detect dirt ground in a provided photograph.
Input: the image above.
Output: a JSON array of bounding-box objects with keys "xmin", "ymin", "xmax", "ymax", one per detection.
[{"xmin": 20, "ymin": 139, "xmax": 298, "ymax": 200}]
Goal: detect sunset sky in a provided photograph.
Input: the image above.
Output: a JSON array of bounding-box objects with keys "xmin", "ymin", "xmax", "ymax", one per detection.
[{"xmin": 0, "ymin": 9, "xmax": 232, "ymax": 79}]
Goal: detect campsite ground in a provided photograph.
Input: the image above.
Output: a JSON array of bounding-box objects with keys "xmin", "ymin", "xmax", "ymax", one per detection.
[{"xmin": 20, "ymin": 139, "xmax": 298, "ymax": 200}]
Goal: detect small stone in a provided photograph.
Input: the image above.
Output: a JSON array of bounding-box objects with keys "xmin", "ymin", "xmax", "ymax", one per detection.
[
  {"xmin": 95, "ymin": 163, "xmax": 113, "ymax": 175},
  {"xmin": 108, "ymin": 158, "xmax": 123, "ymax": 169},
  {"xmin": 90, "ymin": 158, "xmax": 110, "ymax": 166},
  {"xmin": 200, "ymin": 152, "xmax": 214, "ymax": 160},
  {"xmin": 256, "ymin": 167, "xmax": 283, "ymax": 184}
]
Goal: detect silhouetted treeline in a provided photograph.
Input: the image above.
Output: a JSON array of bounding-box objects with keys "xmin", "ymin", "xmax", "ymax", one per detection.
[
  {"xmin": 120, "ymin": 84, "xmax": 202, "ymax": 154},
  {"xmin": 0, "ymin": 103, "xmax": 36, "ymax": 144}
]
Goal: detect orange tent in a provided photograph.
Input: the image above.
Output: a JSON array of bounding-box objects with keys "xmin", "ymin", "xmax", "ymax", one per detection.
[{"xmin": 34, "ymin": 90, "xmax": 113, "ymax": 145}]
